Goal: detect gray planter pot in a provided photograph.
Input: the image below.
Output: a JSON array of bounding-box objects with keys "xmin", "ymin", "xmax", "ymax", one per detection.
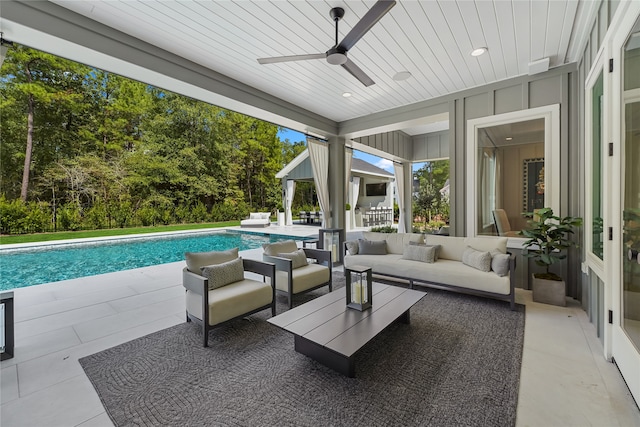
[{"xmin": 532, "ymin": 275, "xmax": 566, "ymax": 306}]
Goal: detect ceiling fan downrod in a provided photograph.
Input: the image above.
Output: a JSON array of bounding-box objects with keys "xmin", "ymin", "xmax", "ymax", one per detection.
[{"xmin": 327, "ymin": 7, "xmax": 347, "ymax": 65}]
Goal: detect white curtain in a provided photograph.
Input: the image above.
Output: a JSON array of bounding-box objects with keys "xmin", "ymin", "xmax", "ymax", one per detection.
[
  {"xmin": 307, "ymin": 138, "xmax": 330, "ymax": 228},
  {"xmin": 350, "ymin": 176, "xmax": 360, "ymax": 228},
  {"xmin": 285, "ymin": 179, "xmax": 295, "ymax": 226},
  {"xmin": 394, "ymin": 163, "xmax": 406, "ymax": 233},
  {"xmin": 345, "ymin": 148, "xmax": 353, "ymax": 205}
]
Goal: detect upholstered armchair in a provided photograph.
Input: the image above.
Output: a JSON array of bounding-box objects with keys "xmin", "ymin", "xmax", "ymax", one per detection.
[
  {"xmin": 183, "ymin": 247, "xmax": 276, "ymax": 347},
  {"xmin": 262, "ymin": 240, "xmax": 332, "ymax": 309}
]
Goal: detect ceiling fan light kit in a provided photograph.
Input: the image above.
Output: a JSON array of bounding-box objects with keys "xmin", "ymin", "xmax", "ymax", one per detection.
[{"xmin": 256, "ymin": 1, "xmax": 397, "ymax": 87}]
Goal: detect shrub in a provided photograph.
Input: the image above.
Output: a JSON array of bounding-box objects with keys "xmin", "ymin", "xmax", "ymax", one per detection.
[
  {"xmin": 59, "ymin": 202, "xmax": 82, "ymax": 231},
  {"xmin": 84, "ymin": 201, "xmax": 108, "ymax": 229},
  {"xmin": 191, "ymin": 201, "xmax": 208, "ymax": 223},
  {"xmin": 0, "ymin": 195, "xmax": 27, "ymax": 234},
  {"xmin": 22, "ymin": 202, "xmax": 51, "ymax": 233},
  {"xmin": 370, "ymin": 226, "xmax": 396, "ymax": 233},
  {"xmin": 110, "ymin": 199, "xmax": 132, "ymax": 228},
  {"xmin": 136, "ymin": 206, "xmax": 159, "ymax": 226}
]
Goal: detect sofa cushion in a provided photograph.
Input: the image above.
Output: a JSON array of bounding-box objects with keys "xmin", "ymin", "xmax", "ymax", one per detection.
[
  {"xmin": 345, "ymin": 241, "xmax": 359, "ymax": 256},
  {"xmin": 249, "ymin": 212, "xmax": 270, "ymax": 220},
  {"xmin": 201, "ymin": 257, "xmax": 245, "ymax": 290},
  {"xmin": 363, "ymin": 231, "xmax": 424, "ymax": 254},
  {"xmin": 409, "ymin": 242, "xmax": 442, "ymax": 261},
  {"xmin": 462, "ymin": 247, "xmax": 492, "ymax": 272},
  {"xmin": 402, "ymin": 244, "xmax": 437, "ymax": 263},
  {"xmin": 185, "ymin": 247, "xmax": 239, "ymax": 273},
  {"xmin": 465, "ymin": 237, "xmax": 508, "ymax": 254},
  {"xmin": 491, "ymin": 251, "xmax": 511, "ymax": 277},
  {"xmin": 425, "ymin": 235, "xmax": 467, "ymax": 261},
  {"xmin": 263, "ymin": 240, "xmax": 298, "ymax": 256},
  {"xmin": 344, "ymin": 254, "xmax": 510, "ymax": 295},
  {"xmin": 358, "ymin": 239, "xmax": 387, "ymax": 255},
  {"xmin": 277, "ymin": 249, "xmax": 308, "ymax": 269}
]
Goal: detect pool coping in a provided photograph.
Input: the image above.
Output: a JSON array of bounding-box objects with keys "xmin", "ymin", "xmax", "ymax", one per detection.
[
  {"xmin": 0, "ymin": 225, "xmax": 321, "ymax": 251},
  {"xmin": 0, "ymin": 227, "xmax": 236, "ymax": 251}
]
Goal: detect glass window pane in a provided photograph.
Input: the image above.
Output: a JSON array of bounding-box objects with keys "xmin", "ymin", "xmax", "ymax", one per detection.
[
  {"xmin": 592, "ymin": 72, "xmax": 604, "ymax": 260},
  {"xmin": 622, "ymin": 18, "xmax": 640, "ymax": 351},
  {"xmin": 476, "ymin": 119, "xmax": 545, "ymax": 237}
]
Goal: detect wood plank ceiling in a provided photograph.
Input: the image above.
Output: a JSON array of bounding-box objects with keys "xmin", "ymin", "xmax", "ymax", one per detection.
[{"xmin": 50, "ymin": 0, "xmax": 592, "ymax": 124}]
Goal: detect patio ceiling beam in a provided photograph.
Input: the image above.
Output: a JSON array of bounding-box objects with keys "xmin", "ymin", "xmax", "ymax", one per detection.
[{"xmin": 0, "ymin": 0, "xmax": 337, "ymax": 138}]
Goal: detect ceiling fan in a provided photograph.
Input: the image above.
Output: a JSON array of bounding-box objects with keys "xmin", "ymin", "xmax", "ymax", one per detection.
[{"xmin": 257, "ymin": 0, "xmax": 396, "ymax": 87}]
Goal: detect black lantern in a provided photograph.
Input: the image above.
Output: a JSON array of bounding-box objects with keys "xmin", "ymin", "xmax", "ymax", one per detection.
[
  {"xmin": 345, "ymin": 265, "xmax": 372, "ymax": 311},
  {"xmin": 319, "ymin": 228, "xmax": 345, "ymax": 264}
]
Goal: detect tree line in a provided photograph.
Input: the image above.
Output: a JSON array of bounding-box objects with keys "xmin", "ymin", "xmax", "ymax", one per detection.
[{"xmin": 1, "ymin": 44, "xmax": 309, "ymax": 234}]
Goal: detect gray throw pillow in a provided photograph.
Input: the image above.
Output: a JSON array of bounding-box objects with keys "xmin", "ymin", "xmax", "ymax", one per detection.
[
  {"xmin": 358, "ymin": 239, "xmax": 387, "ymax": 255},
  {"xmin": 402, "ymin": 244, "xmax": 437, "ymax": 263},
  {"xmin": 409, "ymin": 242, "xmax": 442, "ymax": 261},
  {"xmin": 185, "ymin": 247, "xmax": 239, "ymax": 273},
  {"xmin": 201, "ymin": 257, "xmax": 244, "ymax": 290},
  {"xmin": 277, "ymin": 249, "xmax": 309, "ymax": 269},
  {"xmin": 345, "ymin": 241, "xmax": 359, "ymax": 256},
  {"xmin": 462, "ymin": 246, "xmax": 492, "ymax": 272},
  {"xmin": 491, "ymin": 251, "xmax": 510, "ymax": 277}
]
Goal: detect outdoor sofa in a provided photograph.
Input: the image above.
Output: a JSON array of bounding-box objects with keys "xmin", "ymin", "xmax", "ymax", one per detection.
[{"xmin": 343, "ymin": 231, "xmax": 516, "ymax": 309}]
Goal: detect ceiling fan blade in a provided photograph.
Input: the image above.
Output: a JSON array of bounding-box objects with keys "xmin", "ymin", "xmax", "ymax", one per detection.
[
  {"xmin": 257, "ymin": 53, "xmax": 325, "ymax": 64},
  {"xmin": 341, "ymin": 59, "xmax": 375, "ymax": 87},
  {"xmin": 337, "ymin": 0, "xmax": 396, "ymax": 52}
]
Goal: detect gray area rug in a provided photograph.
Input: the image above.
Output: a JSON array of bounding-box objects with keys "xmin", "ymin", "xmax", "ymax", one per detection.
[{"xmin": 80, "ymin": 274, "xmax": 525, "ymax": 426}]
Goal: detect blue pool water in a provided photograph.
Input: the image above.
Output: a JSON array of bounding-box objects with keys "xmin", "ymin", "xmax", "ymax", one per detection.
[{"xmin": 0, "ymin": 230, "xmax": 309, "ymax": 291}]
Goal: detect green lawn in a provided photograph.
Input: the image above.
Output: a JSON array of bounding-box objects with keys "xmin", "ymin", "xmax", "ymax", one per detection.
[{"xmin": 0, "ymin": 221, "xmax": 241, "ymax": 245}]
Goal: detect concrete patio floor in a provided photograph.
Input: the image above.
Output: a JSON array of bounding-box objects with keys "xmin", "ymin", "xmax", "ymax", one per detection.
[{"xmin": 1, "ymin": 226, "xmax": 639, "ymax": 426}]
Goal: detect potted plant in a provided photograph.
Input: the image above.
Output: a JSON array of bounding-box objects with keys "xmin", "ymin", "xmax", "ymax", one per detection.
[
  {"xmin": 345, "ymin": 203, "xmax": 352, "ymax": 231},
  {"xmin": 520, "ymin": 207, "xmax": 582, "ymax": 306}
]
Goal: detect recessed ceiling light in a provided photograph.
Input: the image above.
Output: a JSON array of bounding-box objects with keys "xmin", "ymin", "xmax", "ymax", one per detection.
[
  {"xmin": 471, "ymin": 47, "xmax": 488, "ymax": 57},
  {"xmin": 342, "ymin": 92, "xmax": 352, "ymax": 98},
  {"xmin": 505, "ymin": 137, "xmax": 513, "ymax": 141},
  {"xmin": 392, "ymin": 71, "xmax": 412, "ymax": 81}
]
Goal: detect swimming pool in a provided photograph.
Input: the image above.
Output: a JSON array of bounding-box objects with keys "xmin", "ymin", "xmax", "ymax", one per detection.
[{"xmin": 0, "ymin": 230, "xmax": 310, "ymax": 291}]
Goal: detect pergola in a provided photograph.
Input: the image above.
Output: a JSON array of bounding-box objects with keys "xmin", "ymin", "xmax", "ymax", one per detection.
[{"xmin": 275, "ymin": 148, "xmax": 395, "ymax": 227}]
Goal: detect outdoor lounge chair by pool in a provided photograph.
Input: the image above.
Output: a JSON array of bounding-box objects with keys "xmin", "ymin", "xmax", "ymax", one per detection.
[{"xmin": 240, "ymin": 212, "xmax": 271, "ymax": 228}]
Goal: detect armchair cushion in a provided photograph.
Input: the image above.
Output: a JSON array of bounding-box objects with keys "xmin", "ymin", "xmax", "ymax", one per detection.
[
  {"xmin": 262, "ymin": 240, "xmax": 298, "ymax": 256},
  {"xmin": 201, "ymin": 257, "xmax": 245, "ymax": 290},
  {"xmin": 274, "ymin": 263, "xmax": 330, "ymax": 293},
  {"xmin": 277, "ymin": 249, "xmax": 308, "ymax": 269},
  {"xmin": 185, "ymin": 279, "xmax": 273, "ymax": 326},
  {"xmin": 185, "ymin": 247, "xmax": 239, "ymax": 272}
]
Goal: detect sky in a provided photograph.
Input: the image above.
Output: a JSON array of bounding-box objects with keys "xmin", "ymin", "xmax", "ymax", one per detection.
[{"xmin": 277, "ymin": 128, "xmax": 423, "ymax": 173}]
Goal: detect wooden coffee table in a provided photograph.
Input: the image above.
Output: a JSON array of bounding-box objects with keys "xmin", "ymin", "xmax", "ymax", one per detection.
[{"xmin": 268, "ymin": 282, "xmax": 425, "ymax": 377}]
